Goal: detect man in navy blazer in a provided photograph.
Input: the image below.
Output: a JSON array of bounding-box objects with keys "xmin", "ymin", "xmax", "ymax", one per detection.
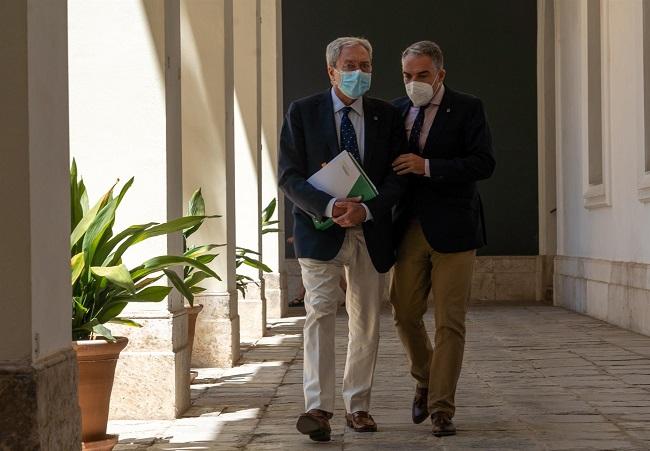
[
  {"xmin": 279, "ymin": 37, "xmax": 406, "ymax": 441},
  {"xmin": 390, "ymin": 41, "xmax": 496, "ymax": 437}
]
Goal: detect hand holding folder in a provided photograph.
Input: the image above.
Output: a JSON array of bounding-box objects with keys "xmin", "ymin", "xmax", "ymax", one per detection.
[{"xmin": 307, "ymin": 151, "xmax": 378, "ymax": 230}]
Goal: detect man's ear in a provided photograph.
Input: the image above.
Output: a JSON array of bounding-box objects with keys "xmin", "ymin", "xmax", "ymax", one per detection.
[
  {"xmin": 439, "ymin": 68, "xmax": 447, "ymax": 83},
  {"xmin": 327, "ymin": 65, "xmax": 337, "ymax": 86}
]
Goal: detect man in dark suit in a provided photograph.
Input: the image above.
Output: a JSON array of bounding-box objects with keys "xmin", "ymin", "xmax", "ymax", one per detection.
[
  {"xmin": 278, "ymin": 37, "xmax": 406, "ymax": 441},
  {"xmin": 390, "ymin": 40, "xmax": 496, "ymax": 437}
]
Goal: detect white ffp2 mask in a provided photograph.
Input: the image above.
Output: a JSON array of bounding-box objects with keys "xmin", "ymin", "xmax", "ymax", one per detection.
[{"xmin": 405, "ymin": 80, "xmax": 435, "ymax": 106}]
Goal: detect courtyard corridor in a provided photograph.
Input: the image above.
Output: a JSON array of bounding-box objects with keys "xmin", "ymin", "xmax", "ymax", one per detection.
[{"xmin": 111, "ymin": 302, "xmax": 650, "ymax": 450}]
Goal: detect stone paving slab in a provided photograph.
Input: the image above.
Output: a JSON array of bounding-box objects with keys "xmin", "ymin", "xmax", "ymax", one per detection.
[{"xmin": 111, "ymin": 302, "xmax": 650, "ymax": 450}]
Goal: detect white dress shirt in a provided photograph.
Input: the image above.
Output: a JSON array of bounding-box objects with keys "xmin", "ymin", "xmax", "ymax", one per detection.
[{"xmin": 324, "ymin": 88, "xmax": 372, "ymax": 221}]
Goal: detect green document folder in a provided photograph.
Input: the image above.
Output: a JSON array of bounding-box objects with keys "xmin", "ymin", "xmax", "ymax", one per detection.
[{"xmin": 307, "ymin": 151, "xmax": 378, "ymax": 231}]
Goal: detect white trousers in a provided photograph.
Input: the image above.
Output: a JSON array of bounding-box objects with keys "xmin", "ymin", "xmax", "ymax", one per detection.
[{"xmin": 298, "ymin": 227, "xmax": 383, "ymax": 414}]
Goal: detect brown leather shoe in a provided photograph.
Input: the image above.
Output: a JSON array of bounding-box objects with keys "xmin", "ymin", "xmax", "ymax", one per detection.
[
  {"xmin": 296, "ymin": 409, "xmax": 332, "ymax": 442},
  {"xmin": 431, "ymin": 411, "xmax": 456, "ymax": 437},
  {"xmin": 412, "ymin": 387, "xmax": 429, "ymax": 424},
  {"xmin": 345, "ymin": 411, "xmax": 377, "ymax": 432}
]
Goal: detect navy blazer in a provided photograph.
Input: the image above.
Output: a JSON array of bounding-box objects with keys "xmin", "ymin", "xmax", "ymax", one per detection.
[
  {"xmin": 393, "ymin": 86, "xmax": 496, "ymax": 253},
  {"xmin": 279, "ymin": 89, "xmax": 407, "ymax": 273}
]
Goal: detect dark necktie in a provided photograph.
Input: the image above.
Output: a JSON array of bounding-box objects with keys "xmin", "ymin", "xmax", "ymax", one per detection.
[
  {"xmin": 340, "ymin": 106, "xmax": 362, "ymax": 164},
  {"xmin": 408, "ymin": 104, "xmax": 429, "ymax": 154}
]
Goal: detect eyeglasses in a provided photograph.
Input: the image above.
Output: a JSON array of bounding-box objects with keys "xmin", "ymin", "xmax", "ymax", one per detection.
[{"xmin": 340, "ymin": 62, "xmax": 372, "ymax": 73}]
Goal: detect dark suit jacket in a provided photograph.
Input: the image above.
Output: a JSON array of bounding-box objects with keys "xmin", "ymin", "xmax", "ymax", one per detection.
[
  {"xmin": 393, "ymin": 85, "xmax": 496, "ymax": 253},
  {"xmin": 279, "ymin": 89, "xmax": 407, "ymax": 273}
]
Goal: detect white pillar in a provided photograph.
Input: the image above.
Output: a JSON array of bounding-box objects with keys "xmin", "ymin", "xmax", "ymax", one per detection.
[
  {"xmin": 68, "ymin": 0, "xmax": 189, "ymax": 419},
  {"xmin": 234, "ymin": 0, "xmax": 267, "ymax": 340},
  {"xmin": 260, "ymin": 0, "xmax": 288, "ymax": 319},
  {"xmin": 537, "ymin": 0, "xmax": 557, "ymax": 301},
  {"xmin": 0, "ymin": 1, "xmax": 81, "ymax": 448},
  {"xmin": 181, "ymin": 0, "xmax": 240, "ymax": 367}
]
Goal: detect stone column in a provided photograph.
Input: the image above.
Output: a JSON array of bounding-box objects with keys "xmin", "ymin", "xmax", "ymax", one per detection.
[
  {"xmin": 68, "ymin": 0, "xmax": 189, "ymax": 419},
  {"xmin": 0, "ymin": 1, "xmax": 81, "ymax": 449},
  {"xmin": 537, "ymin": 0, "xmax": 557, "ymax": 302},
  {"xmin": 234, "ymin": 0, "xmax": 267, "ymax": 341},
  {"xmin": 181, "ymin": 0, "xmax": 240, "ymax": 367},
  {"xmin": 260, "ymin": 0, "xmax": 288, "ymax": 319}
]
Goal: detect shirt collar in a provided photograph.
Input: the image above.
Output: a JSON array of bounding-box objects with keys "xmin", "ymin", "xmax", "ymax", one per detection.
[{"xmin": 331, "ymin": 87, "xmax": 364, "ymax": 116}]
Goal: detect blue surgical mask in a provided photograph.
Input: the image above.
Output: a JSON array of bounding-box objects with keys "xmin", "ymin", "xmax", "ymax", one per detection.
[{"xmin": 337, "ymin": 69, "xmax": 372, "ymax": 99}]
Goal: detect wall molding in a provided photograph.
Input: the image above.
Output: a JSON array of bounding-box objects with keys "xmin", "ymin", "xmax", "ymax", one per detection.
[
  {"xmin": 581, "ymin": 0, "xmax": 612, "ymax": 209},
  {"xmin": 555, "ymin": 255, "xmax": 650, "ymax": 337}
]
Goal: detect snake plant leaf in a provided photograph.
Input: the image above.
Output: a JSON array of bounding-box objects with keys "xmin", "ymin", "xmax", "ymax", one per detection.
[
  {"xmin": 108, "ymin": 318, "xmax": 142, "ymax": 328},
  {"xmin": 184, "ymin": 271, "xmax": 211, "ymax": 288},
  {"xmin": 163, "ymin": 269, "xmax": 194, "ymax": 305},
  {"xmin": 71, "ymin": 179, "xmax": 118, "ymax": 249},
  {"xmin": 184, "ymin": 188, "xmax": 206, "ymax": 239},
  {"xmin": 91, "ymin": 264, "xmax": 135, "ymax": 294},
  {"xmin": 132, "ymin": 255, "xmax": 221, "ymax": 282},
  {"xmin": 79, "ymin": 179, "xmax": 89, "ymax": 215},
  {"xmin": 196, "ymin": 254, "xmax": 219, "ymax": 265},
  {"xmin": 134, "ymin": 274, "xmax": 164, "ymax": 290},
  {"xmin": 184, "ymin": 244, "xmax": 225, "ymax": 259},
  {"xmin": 147, "ymin": 215, "xmax": 219, "ymax": 238},
  {"xmin": 96, "ymin": 301, "xmax": 128, "ymax": 324},
  {"xmin": 188, "ymin": 188, "xmax": 206, "ymax": 216},
  {"xmin": 106, "ymin": 215, "xmax": 219, "ymax": 268},
  {"xmin": 92, "ymin": 324, "xmax": 115, "ymax": 341},
  {"xmin": 73, "ymin": 297, "xmax": 88, "ymax": 316},
  {"xmin": 71, "ymin": 160, "xmax": 84, "ymax": 231},
  {"xmin": 71, "ymin": 252, "xmax": 85, "ymax": 285},
  {"xmin": 261, "ymin": 198, "xmax": 276, "ymax": 224},
  {"xmin": 97, "ymin": 222, "xmax": 157, "ymax": 266},
  {"xmin": 103, "ymin": 286, "xmax": 172, "ymax": 307},
  {"xmin": 236, "ymin": 246, "xmax": 260, "ymax": 256},
  {"xmin": 82, "ymin": 178, "xmax": 134, "ymax": 265},
  {"xmin": 239, "ymin": 255, "xmax": 272, "ymax": 273}
]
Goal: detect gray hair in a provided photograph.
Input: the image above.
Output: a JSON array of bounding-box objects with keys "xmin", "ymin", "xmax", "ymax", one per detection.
[
  {"xmin": 326, "ymin": 37, "xmax": 373, "ymax": 68},
  {"xmin": 402, "ymin": 40, "xmax": 444, "ymax": 70}
]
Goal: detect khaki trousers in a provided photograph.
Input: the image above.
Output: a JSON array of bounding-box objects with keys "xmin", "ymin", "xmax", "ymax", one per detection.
[
  {"xmin": 390, "ymin": 220, "xmax": 475, "ymax": 417},
  {"xmin": 299, "ymin": 227, "xmax": 383, "ymax": 414}
]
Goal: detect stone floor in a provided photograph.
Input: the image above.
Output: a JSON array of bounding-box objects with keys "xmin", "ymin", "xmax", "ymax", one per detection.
[{"xmin": 111, "ymin": 302, "xmax": 650, "ymax": 450}]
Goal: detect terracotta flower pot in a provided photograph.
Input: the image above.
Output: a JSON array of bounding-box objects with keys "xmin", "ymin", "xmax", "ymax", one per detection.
[
  {"xmin": 73, "ymin": 337, "xmax": 128, "ymax": 451},
  {"xmin": 185, "ymin": 304, "xmax": 203, "ymax": 383}
]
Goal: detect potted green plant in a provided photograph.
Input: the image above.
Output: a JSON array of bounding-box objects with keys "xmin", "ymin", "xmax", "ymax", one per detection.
[
  {"xmin": 70, "ymin": 161, "xmax": 218, "ymax": 451},
  {"xmin": 179, "ymin": 192, "xmax": 279, "ymax": 381},
  {"xmin": 181, "ymin": 188, "xmax": 224, "ymax": 382},
  {"xmin": 235, "ymin": 198, "xmax": 277, "ymax": 297}
]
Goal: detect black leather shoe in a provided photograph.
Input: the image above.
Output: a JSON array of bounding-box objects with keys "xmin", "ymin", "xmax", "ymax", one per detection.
[
  {"xmin": 431, "ymin": 411, "xmax": 456, "ymax": 437},
  {"xmin": 296, "ymin": 409, "xmax": 333, "ymax": 442},
  {"xmin": 412, "ymin": 387, "xmax": 429, "ymax": 424}
]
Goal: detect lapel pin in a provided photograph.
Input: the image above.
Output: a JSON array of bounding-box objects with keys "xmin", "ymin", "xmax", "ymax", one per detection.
[
  {"xmin": 446, "ymin": 108, "xmax": 451, "ymax": 113},
  {"xmin": 373, "ymin": 116, "xmax": 378, "ymax": 121}
]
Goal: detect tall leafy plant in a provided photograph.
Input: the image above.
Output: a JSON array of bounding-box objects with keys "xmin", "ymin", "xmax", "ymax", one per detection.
[
  {"xmin": 181, "ymin": 188, "xmax": 224, "ymax": 305},
  {"xmin": 70, "ymin": 161, "xmax": 219, "ymax": 341},
  {"xmin": 235, "ymin": 198, "xmax": 278, "ymax": 298}
]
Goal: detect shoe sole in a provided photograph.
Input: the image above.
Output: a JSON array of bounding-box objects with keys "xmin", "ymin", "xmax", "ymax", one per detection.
[
  {"xmin": 296, "ymin": 415, "xmax": 331, "ymax": 442},
  {"xmin": 432, "ymin": 430, "xmax": 456, "ymax": 437},
  {"xmin": 345, "ymin": 418, "xmax": 377, "ymax": 432},
  {"xmin": 412, "ymin": 413, "xmax": 429, "ymax": 424}
]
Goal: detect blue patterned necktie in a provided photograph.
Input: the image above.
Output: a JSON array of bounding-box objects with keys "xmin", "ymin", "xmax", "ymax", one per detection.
[
  {"xmin": 340, "ymin": 106, "xmax": 362, "ymax": 164},
  {"xmin": 408, "ymin": 104, "xmax": 429, "ymax": 154}
]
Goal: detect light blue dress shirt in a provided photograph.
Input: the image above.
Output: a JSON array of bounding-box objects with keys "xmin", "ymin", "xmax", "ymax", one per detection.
[{"xmin": 325, "ymin": 88, "xmax": 372, "ymax": 221}]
